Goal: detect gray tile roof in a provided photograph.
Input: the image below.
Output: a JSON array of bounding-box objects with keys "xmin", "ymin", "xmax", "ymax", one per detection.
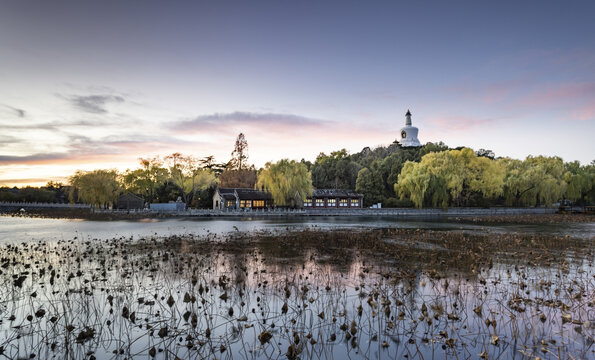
[
  {"xmin": 312, "ymin": 189, "xmax": 363, "ymax": 198},
  {"xmin": 217, "ymin": 188, "xmax": 272, "ymax": 200}
]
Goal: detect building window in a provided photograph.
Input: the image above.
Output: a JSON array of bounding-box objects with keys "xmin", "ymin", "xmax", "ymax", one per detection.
[
  {"xmin": 240, "ymin": 200, "xmax": 252, "ymax": 208},
  {"xmin": 226, "ymin": 200, "xmax": 234, "ymax": 207},
  {"xmin": 351, "ymin": 199, "xmax": 359, "ymax": 207},
  {"xmin": 303, "ymin": 198, "xmax": 312, "ymax": 207},
  {"xmin": 327, "ymin": 198, "xmax": 336, "ymax": 207},
  {"xmin": 253, "ymin": 200, "xmax": 264, "ymax": 207},
  {"xmin": 339, "ymin": 199, "xmax": 348, "ymax": 207},
  {"xmin": 315, "ymin": 198, "xmax": 324, "ymax": 207}
]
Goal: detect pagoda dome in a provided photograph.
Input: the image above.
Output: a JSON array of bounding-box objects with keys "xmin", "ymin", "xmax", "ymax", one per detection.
[{"xmin": 399, "ymin": 110, "xmax": 421, "ymax": 147}]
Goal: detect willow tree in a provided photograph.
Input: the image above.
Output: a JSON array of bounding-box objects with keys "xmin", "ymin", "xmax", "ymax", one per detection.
[
  {"xmin": 563, "ymin": 160, "xmax": 595, "ymax": 204},
  {"xmin": 69, "ymin": 169, "xmax": 121, "ymax": 208},
  {"xmin": 396, "ymin": 148, "xmax": 505, "ymax": 208},
  {"xmin": 500, "ymin": 156, "xmax": 567, "ymax": 206},
  {"xmin": 165, "ymin": 153, "xmax": 217, "ymax": 206},
  {"xmin": 256, "ymin": 159, "xmax": 312, "ymax": 207},
  {"xmin": 450, "ymin": 148, "xmax": 505, "ymax": 205},
  {"xmin": 394, "ymin": 160, "xmax": 431, "ymax": 208},
  {"xmin": 396, "ymin": 150, "xmax": 460, "ymax": 208}
]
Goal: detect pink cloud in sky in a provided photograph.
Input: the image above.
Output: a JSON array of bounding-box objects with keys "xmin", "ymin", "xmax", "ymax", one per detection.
[
  {"xmin": 518, "ymin": 82, "xmax": 595, "ymax": 107},
  {"xmin": 425, "ymin": 116, "xmax": 496, "ymax": 131},
  {"xmin": 572, "ymin": 103, "xmax": 595, "ymax": 121},
  {"xmin": 452, "ymin": 77, "xmax": 532, "ymax": 105}
]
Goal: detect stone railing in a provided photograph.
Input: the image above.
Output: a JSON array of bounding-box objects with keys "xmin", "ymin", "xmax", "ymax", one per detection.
[
  {"xmin": 0, "ymin": 201, "xmax": 90, "ymax": 209},
  {"xmin": 2, "ymin": 203, "xmax": 557, "ymax": 217},
  {"xmin": 95, "ymin": 207, "xmax": 556, "ymax": 217}
]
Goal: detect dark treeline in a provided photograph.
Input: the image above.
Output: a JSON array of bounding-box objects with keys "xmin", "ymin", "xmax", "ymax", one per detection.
[{"xmin": 0, "ymin": 182, "xmax": 69, "ymax": 203}]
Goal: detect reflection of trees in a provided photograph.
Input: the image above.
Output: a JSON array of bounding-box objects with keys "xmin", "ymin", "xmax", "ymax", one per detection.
[
  {"xmin": 2, "ymin": 227, "xmax": 593, "ymax": 359},
  {"xmin": 228, "ymin": 250, "xmax": 248, "ymax": 286}
]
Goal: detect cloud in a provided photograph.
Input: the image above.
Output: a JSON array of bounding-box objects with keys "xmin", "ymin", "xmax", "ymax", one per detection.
[
  {"xmin": 1, "ymin": 104, "xmax": 26, "ymax": 118},
  {"xmin": 67, "ymin": 94, "xmax": 125, "ymax": 113},
  {"xmin": 0, "ymin": 135, "xmax": 22, "ymax": 145},
  {"xmin": 0, "ymin": 131, "xmax": 206, "ymax": 166},
  {"xmin": 172, "ymin": 111, "xmax": 330, "ymax": 134},
  {"xmin": 0, "ymin": 153, "xmax": 70, "ymax": 164},
  {"xmin": 0, "ymin": 120, "xmax": 100, "ymax": 131},
  {"xmin": 572, "ymin": 103, "xmax": 595, "ymax": 121}
]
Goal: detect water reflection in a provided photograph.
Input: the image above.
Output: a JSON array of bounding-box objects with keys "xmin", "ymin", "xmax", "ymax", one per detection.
[
  {"xmin": 1, "ymin": 215, "xmax": 594, "ymax": 244},
  {"xmin": 0, "ymin": 228, "xmax": 592, "ymax": 359}
]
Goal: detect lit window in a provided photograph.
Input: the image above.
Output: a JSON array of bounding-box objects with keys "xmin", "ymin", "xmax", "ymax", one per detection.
[
  {"xmin": 339, "ymin": 199, "xmax": 348, "ymax": 207},
  {"xmin": 253, "ymin": 200, "xmax": 264, "ymax": 207},
  {"xmin": 351, "ymin": 199, "xmax": 359, "ymax": 207},
  {"xmin": 226, "ymin": 200, "xmax": 234, "ymax": 207},
  {"xmin": 304, "ymin": 198, "xmax": 312, "ymax": 206},
  {"xmin": 316, "ymin": 198, "xmax": 324, "ymax": 207},
  {"xmin": 328, "ymin": 198, "xmax": 336, "ymax": 206}
]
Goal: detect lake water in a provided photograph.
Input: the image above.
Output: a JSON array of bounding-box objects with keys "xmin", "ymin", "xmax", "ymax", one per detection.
[
  {"xmin": 0, "ymin": 215, "xmax": 593, "ymax": 359},
  {"xmin": 1, "ymin": 215, "xmax": 593, "ymax": 243}
]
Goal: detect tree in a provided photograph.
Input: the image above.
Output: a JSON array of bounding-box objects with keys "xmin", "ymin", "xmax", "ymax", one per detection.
[
  {"xmin": 154, "ymin": 180, "xmax": 183, "ymax": 203},
  {"xmin": 218, "ymin": 168, "xmax": 258, "ymax": 188},
  {"xmin": 420, "ymin": 141, "xmax": 449, "ymax": 157},
  {"xmin": 450, "ymin": 148, "xmax": 504, "ymax": 205},
  {"xmin": 256, "ymin": 159, "xmax": 312, "ymax": 207},
  {"xmin": 355, "ymin": 168, "xmax": 384, "ymax": 207},
  {"xmin": 395, "ymin": 161, "xmax": 432, "ymax": 208},
  {"xmin": 563, "ymin": 160, "xmax": 594, "ymax": 204},
  {"xmin": 230, "ymin": 133, "xmax": 249, "ymax": 170},
  {"xmin": 123, "ymin": 157, "xmax": 168, "ymax": 203},
  {"xmin": 69, "ymin": 169, "xmax": 121, "ymax": 208},
  {"xmin": 210, "ymin": 162, "xmax": 228, "ymax": 176},
  {"xmin": 500, "ymin": 156, "xmax": 567, "ymax": 206},
  {"xmin": 396, "ymin": 148, "xmax": 505, "ymax": 208},
  {"xmin": 311, "ymin": 149, "xmax": 361, "ymax": 189},
  {"xmin": 165, "ymin": 153, "xmax": 217, "ymax": 206},
  {"xmin": 475, "ymin": 148, "xmax": 495, "ymax": 159},
  {"xmin": 199, "ymin": 155, "xmax": 216, "ymax": 169}
]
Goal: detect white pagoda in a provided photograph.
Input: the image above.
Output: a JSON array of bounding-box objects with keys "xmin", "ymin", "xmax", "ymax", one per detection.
[{"xmin": 399, "ymin": 110, "xmax": 421, "ymax": 147}]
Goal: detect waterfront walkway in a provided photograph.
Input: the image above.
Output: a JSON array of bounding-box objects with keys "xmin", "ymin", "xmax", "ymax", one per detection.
[
  {"xmin": 0, "ymin": 201, "xmax": 557, "ymax": 217},
  {"xmin": 95, "ymin": 206, "xmax": 556, "ymax": 217}
]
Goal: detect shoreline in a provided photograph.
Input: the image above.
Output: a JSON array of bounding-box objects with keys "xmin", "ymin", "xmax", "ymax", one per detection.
[{"xmin": 0, "ymin": 206, "xmax": 593, "ymax": 223}]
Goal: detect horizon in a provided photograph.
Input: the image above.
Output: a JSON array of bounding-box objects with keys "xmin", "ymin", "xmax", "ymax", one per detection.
[{"xmin": 1, "ymin": 1, "xmax": 594, "ymax": 187}]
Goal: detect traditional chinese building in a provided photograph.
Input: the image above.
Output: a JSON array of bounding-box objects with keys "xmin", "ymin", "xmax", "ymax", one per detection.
[
  {"xmin": 213, "ymin": 188, "xmax": 273, "ymax": 210},
  {"xmin": 301, "ymin": 189, "xmax": 364, "ymax": 209},
  {"xmin": 116, "ymin": 193, "xmax": 144, "ymax": 210}
]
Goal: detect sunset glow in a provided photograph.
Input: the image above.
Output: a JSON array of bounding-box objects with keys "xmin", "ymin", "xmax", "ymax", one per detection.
[{"xmin": 1, "ymin": 1, "xmax": 594, "ymax": 187}]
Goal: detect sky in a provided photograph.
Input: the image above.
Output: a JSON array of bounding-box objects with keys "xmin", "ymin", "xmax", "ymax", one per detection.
[{"xmin": 1, "ymin": 0, "xmax": 594, "ymax": 187}]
